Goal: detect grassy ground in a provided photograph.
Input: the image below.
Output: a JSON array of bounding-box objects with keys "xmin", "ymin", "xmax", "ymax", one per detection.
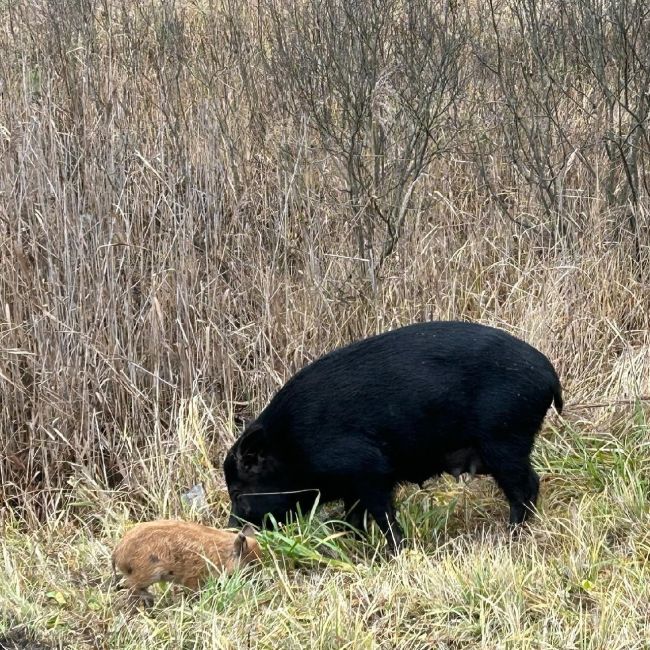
[{"xmin": 1, "ymin": 405, "xmax": 648, "ymax": 649}]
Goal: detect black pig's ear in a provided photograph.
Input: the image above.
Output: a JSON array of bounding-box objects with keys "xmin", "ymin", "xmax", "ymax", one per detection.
[{"xmin": 236, "ymin": 423, "xmax": 267, "ymax": 467}]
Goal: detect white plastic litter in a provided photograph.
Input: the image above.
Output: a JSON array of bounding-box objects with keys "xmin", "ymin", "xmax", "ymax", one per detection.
[{"xmin": 181, "ymin": 483, "xmax": 208, "ymax": 511}]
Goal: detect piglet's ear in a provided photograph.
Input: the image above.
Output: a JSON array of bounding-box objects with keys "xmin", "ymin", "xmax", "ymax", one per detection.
[
  {"xmin": 241, "ymin": 523, "xmax": 257, "ymax": 538},
  {"xmin": 233, "ymin": 531, "xmax": 248, "ymax": 558},
  {"xmin": 236, "ymin": 423, "xmax": 267, "ymax": 468}
]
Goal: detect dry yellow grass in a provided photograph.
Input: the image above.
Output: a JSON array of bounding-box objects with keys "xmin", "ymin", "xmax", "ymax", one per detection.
[{"xmin": 1, "ymin": 1, "xmax": 649, "ymax": 648}]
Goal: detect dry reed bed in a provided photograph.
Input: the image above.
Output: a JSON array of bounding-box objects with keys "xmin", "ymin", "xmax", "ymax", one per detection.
[{"xmin": 1, "ymin": 0, "xmax": 647, "ymax": 506}]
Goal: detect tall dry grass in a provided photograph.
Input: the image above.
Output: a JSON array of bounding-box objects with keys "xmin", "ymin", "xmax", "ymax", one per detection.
[{"xmin": 0, "ymin": 0, "xmax": 648, "ymax": 518}]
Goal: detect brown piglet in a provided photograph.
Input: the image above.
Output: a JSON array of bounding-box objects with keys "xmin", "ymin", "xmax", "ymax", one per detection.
[{"xmin": 112, "ymin": 520, "xmax": 262, "ymax": 604}]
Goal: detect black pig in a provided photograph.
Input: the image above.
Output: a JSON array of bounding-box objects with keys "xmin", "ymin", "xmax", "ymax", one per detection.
[{"xmin": 224, "ymin": 321, "xmax": 563, "ymax": 553}]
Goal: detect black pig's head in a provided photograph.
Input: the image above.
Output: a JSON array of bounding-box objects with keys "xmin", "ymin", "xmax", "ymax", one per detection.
[{"xmin": 223, "ymin": 423, "xmax": 317, "ymax": 528}]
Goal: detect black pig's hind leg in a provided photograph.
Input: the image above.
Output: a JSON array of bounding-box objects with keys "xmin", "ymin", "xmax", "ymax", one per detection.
[{"xmin": 480, "ymin": 444, "xmax": 540, "ymax": 526}]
